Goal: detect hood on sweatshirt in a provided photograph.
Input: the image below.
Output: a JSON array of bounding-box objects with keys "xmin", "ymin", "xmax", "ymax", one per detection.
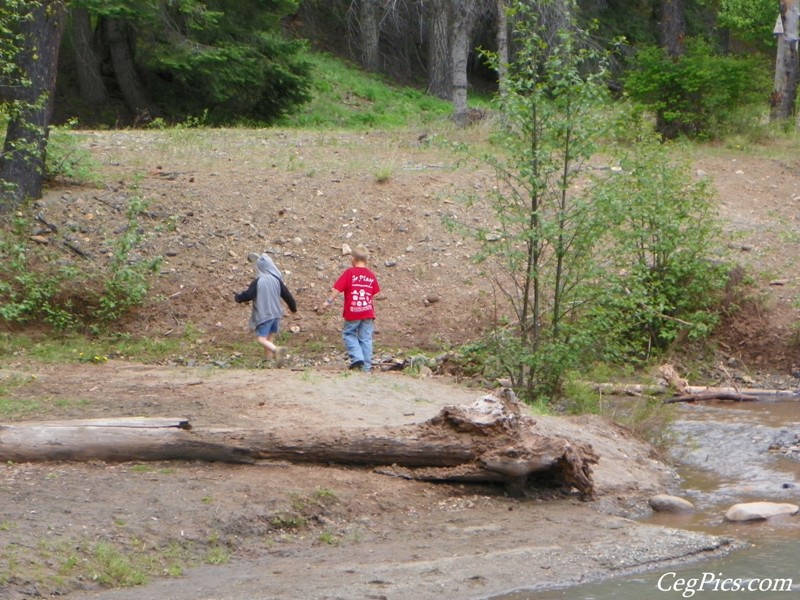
[{"xmin": 255, "ymin": 253, "xmax": 281, "ymax": 280}]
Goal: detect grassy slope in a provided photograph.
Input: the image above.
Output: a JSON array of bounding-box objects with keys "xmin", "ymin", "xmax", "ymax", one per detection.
[{"xmin": 279, "ymin": 52, "xmax": 454, "ymax": 129}]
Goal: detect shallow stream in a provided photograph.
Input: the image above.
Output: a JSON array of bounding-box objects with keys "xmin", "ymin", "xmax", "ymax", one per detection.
[{"xmin": 492, "ymin": 398, "xmax": 800, "ymax": 599}]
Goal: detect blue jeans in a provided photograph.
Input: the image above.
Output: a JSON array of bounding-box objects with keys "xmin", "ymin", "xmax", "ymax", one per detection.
[{"xmin": 342, "ymin": 319, "xmax": 374, "ymax": 371}]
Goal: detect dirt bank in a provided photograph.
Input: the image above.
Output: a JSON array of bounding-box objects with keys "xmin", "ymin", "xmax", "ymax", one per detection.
[{"xmin": 0, "ymin": 362, "xmax": 734, "ymax": 599}]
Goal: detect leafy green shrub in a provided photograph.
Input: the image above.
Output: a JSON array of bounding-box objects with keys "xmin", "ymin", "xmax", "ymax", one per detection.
[
  {"xmin": 591, "ymin": 135, "xmax": 729, "ymax": 360},
  {"xmin": 451, "ymin": 6, "xmax": 731, "ymax": 404},
  {"xmin": 0, "ymin": 197, "xmax": 162, "ymax": 330},
  {"xmin": 451, "ymin": 2, "xmax": 619, "ymax": 400},
  {"xmin": 96, "ymin": 197, "xmax": 163, "ymax": 323},
  {"xmin": 624, "ymin": 38, "xmax": 769, "ymax": 139},
  {"xmin": 45, "ymin": 120, "xmax": 101, "ymax": 184},
  {"xmin": 0, "ymin": 216, "xmax": 81, "ymax": 330}
]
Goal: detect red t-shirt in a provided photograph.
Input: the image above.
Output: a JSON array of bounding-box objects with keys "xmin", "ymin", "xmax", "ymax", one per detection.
[{"xmin": 333, "ymin": 266, "xmax": 380, "ymax": 320}]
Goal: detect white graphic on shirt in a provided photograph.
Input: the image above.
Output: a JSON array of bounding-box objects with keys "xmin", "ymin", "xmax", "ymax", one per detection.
[{"xmin": 349, "ymin": 275, "xmax": 374, "ymax": 313}]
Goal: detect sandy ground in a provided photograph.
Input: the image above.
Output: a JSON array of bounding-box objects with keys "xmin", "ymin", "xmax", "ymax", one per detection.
[{"xmin": 0, "ymin": 361, "xmax": 734, "ymax": 600}]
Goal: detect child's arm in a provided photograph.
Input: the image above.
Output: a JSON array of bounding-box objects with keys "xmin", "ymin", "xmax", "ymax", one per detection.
[
  {"xmin": 320, "ymin": 286, "xmax": 342, "ymax": 312},
  {"xmin": 234, "ymin": 278, "xmax": 258, "ymax": 303},
  {"xmin": 280, "ymin": 280, "xmax": 297, "ymax": 313}
]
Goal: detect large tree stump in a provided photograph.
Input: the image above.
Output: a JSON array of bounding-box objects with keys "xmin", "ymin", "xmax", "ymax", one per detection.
[{"xmin": 0, "ymin": 391, "xmax": 598, "ymax": 499}]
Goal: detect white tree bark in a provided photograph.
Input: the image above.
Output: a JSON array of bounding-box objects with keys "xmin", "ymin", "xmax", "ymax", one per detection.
[
  {"xmin": 451, "ymin": 0, "xmax": 477, "ymax": 123},
  {"xmin": 496, "ymin": 0, "xmax": 509, "ymax": 95},
  {"xmin": 772, "ymin": 0, "xmax": 800, "ymax": 121},
  {"xmin": 427, "ymin": 0, "xmax": 452, "ymax": 99}
]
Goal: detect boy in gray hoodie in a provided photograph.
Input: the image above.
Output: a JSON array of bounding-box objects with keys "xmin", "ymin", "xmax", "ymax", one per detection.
[{"xmin": 235, "ymin": 254, "xmax": 296, "ymax": 367}]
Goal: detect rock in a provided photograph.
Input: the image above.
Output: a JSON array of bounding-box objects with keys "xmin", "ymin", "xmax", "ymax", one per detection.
[
  {"xmin": 724, "ymin": 502, "xmax": 799, "ymax": 522},
  {"xmin": 649, "ymin": 494, "xmax": 695, "ymax": 514},
  {"xmin": 341, "ymin": 243, "xmax": 352, "ymax": 256},
  {"xmin": 385, "ymin": 259, "xmax": 397, "ymax": 267},
  {"xmin": 425, "ymin": 294, "xmax": 441, "ymax": 304},
  {"xmin": 247, "ymin": 252, "xmax": 260, "ymax": 262},
  {"xmin": 292, "ymin": 237, "xmax": 303, "ymax": 246},
  {"xmin": 30, "ymin": 235, "xmax": 49, "ymax": 245}
]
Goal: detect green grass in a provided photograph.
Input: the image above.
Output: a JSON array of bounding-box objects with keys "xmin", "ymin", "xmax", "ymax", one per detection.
[
  {"xmin": 0, "ymin": 374, "xmax": 39, "ymax": 417},
  {"xmin": 3, "ymin": 535, "xmax": 214, "ymax": 594},
  {"xmin": 128, "ymin": 465, "xmax": 179, "ymax": 476},
  {"xmin": 269, "ymin": 513, "xmax": 307, "ymax": 530},
  {"xmin": 317, "ymin": 531, "xmax": 340, "ymax": 546},
  {"xmin": 0, "ymin": 331, "xmax": 200, "ymax": 364},
  {"xmin": 129, "ymin": 464, "xmax": 155, "ymax": 473},
  {"xmin": 203, "ymin": 542, "xmax": 231, "ymax": 565},
  {"xmin": 280, "ymin": 52, "xmax": 453, "ymax": 130},
  {"xmin": 313, "ymin": 487, "xmax": 338, "ymax": 502}
]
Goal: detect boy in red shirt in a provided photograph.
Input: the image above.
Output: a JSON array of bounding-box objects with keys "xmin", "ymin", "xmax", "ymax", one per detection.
[{"xmin": 321, "ymin": 245, "xmax": 380, "ymax": 372}]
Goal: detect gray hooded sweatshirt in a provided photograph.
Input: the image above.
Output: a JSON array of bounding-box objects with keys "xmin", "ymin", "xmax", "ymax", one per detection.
[{"xmin": 249, "ymin": 254, "xmax": 283, "ymax": 330}]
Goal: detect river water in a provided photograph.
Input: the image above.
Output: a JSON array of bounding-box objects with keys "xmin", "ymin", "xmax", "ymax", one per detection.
[{"xmin": 492, "ymin": 398, "xmax": 800, "ymax": 600}]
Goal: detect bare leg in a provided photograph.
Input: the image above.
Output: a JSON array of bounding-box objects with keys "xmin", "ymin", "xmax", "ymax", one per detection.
[
  {"xmin": 260, "ymin": 334, "xmax": 286, "ymax": 367},
  {"xmin": 257, "ymin": 336, "xmax": 278, "ymax": 359}
]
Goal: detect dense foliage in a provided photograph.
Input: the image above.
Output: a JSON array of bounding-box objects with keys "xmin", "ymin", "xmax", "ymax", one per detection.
[
  {"xmin": 716, "ymin": 0, "xmax": 777, "ymax": 51},
  {"xmin": 625, "ymin": 38, "xmax": 770, "ymax": 139},
  {"xmin": 2, "ymin": 1, "xmax": 777, "ymax": 131},
  {"xmin": 61, "ymin": 0, "xmax": 311, "ymax": 124}
]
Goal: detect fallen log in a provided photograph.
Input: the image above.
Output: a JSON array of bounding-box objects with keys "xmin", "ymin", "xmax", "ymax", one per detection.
[
  {"xmin": 684, "ymin": 386, "xmax": 800, "ymax": 399},
  {"xmin": 588, "ymin": 382, "xmax": 669, "ymax": 396},
  {"xmin": 665, "ymin": 391, "xmax": 760, "ymax": 404},
  {"xmin": 0, "ymin": 391, "xmax": 598, "ymax": 499}
]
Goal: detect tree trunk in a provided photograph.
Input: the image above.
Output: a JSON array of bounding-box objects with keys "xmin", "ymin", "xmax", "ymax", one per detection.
[
  {"xmin": 427, "ymin": 0, "xmax": 452, "ymax": 100},
  {"xmin": 772, "ymin": 0, "xmax": 800, "ymax": 122},
  {"xmin": 659, "ymin": 0, "xmax": 686, "ymax": 58},
  {"xmin": 104, "ymin": 17, "xmax": 157, "ymax": 122},
  {"xmin": 71, "ymin": 6, "xmax": 107, "ymax": 106},
  {"xmin": 0, "ymin": 0, "xmax": 67, "ymax": 211},
  {"xmin": 359, "ymin": 0, "xmax": 381, "ymax": 72},
  {"xmin": 0, "ymin": 392, "xmax": 598, "ymax": 499},
  {"xmin": 451, "ymin": 0, "xmax": 477, "ymax": 124},
  {"xmin": 496, "ymin": 0, "xmax": 509, "ymax": 95}
]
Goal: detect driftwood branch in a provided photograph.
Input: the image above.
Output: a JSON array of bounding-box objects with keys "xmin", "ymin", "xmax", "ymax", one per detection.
[
  {"xmin": 658, "ymin": 364, "xmax": 800, "ymax": 404},
  {"xmin": 665, "ymin": 391, "xmax": 759, "ymax": 404},
  {"xmin": 0, "ymin": 391, "xmax": 598, "ymax": 499},
  {"xmin": 683, "ymin": 386, "xmax": 800, "ymax": 398}
]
